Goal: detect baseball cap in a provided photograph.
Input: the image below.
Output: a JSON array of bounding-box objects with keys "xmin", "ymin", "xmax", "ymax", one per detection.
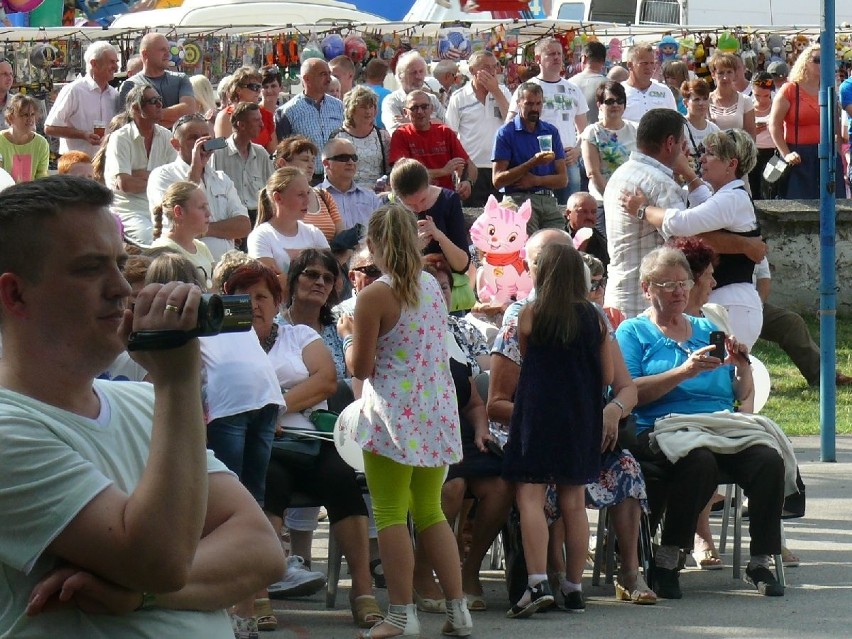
[{"xmin": 767, "ymin": 61, "xmax": 789, "ymax": 77}]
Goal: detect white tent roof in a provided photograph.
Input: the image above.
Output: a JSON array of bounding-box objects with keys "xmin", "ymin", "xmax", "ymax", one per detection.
[{"xmin": 0, "ymin": 19, "xmax": 836, "ymax": 44}]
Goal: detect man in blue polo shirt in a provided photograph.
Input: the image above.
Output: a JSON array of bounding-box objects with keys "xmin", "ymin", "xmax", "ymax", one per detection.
[{"xmin": 492, "ymin": 82, "xmax": 567, "ymax": 234}]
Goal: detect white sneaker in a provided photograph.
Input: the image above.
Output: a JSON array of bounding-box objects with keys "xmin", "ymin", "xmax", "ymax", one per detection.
[{"xmin": 268, "ymin": 555, "xmax": 327, "ymax": 599}]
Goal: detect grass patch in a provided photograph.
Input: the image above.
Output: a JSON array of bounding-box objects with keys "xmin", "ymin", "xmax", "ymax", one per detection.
[{"xmin": 752, "ymin": 315, "xmax": 852, "ymax": 436}]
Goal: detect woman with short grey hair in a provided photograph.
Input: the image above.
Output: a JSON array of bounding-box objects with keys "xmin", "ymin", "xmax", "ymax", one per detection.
[
  {"xmin": 638, "ymin": 246, "xmax": 693, "ymax": 286},
  {"xmin": 330, "ymin": 85, "xmax": 390, "ymax": 190}
]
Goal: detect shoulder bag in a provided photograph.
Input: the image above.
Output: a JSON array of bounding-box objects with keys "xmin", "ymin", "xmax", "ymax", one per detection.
[{"xmin": 762, "ymin": 83, "xmax": 799, "ymax": 186}]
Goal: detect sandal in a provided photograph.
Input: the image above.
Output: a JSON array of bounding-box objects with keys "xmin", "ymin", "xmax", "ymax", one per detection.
[
  {"xmin": 781, "ymin": 546, "xmax": 801, "ymax": 568},
  {"xmin": 464, "ymin": 593, "xmax": 487, "ymax": 612},
  {"xmin": 414, "ymin": 590, "xmax": 446, "ymax": 614},
  {"xmin": 694, "ymin": 549, "xmax": 724, "ymax": 570},
  {"xmin": 253, "ymin": 598, "xmax": 277, "ymax": 631},
  {"xmin": 351, "ymin": 595, "xmax": 384, "ymax": 629},
  {"xmin": 615, "ymin": 570, "xmax": 657, "ymax": 605}
]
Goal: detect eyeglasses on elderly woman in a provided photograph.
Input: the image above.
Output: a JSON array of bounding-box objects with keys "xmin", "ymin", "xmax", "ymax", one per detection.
[{"xmin": 650, "ymin": 280, "xmax": 695, "ymax": 292}]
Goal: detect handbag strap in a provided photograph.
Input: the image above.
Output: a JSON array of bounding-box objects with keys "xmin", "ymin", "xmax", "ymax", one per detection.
[
  {"xmin": 685, "ymin": 121, "xmax": 700, "ymax": 158},
  {"xmin": 795, "ymin": 82, "xmax": 800, "ymax": 147}
]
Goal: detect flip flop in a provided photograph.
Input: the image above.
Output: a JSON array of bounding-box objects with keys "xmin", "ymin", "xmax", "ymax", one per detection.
[
  {"xmin": 781, "ymin": 547, "xmax": 801, "ymax": 568},
  {"xmin": 694, "ymin": 549, "xmax": 724, "ymax": 570},
  {"xmin": 465, "ymin": 593, "xmax": 487, "ymax": 612}
]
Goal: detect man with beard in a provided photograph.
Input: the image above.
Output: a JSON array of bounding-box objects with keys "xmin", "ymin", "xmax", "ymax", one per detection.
[{"xmin": 492, "ymin": 82, "xmax": 567, "ymax": 234}]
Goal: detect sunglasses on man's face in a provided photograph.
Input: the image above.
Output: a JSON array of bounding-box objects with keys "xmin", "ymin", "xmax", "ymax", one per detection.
[
  {"xmin": 327, "ymin": 153, "xmax": 358, "ymax": 163},
  {"xmin": 241, "ymin": 83, "xmax": 262, "ymax": 91},
  {"xmin": 601, "ymin": 98, "xmax": 626, "ymax": 106}
]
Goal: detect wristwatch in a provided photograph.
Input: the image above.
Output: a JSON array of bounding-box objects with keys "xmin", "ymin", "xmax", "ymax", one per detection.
[{"xmin": 637, "ymin": 205, "xmax": 647, "ymax": 220}]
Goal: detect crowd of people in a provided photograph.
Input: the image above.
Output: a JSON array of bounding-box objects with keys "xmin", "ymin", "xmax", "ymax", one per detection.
[{"xmin": 0, "ymin": 30, "xmax": 844, "ymax": 639}]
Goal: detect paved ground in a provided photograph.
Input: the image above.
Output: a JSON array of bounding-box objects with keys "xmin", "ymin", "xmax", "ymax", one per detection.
[{"xmin": 263, "ymin": 436, "xmax": 852, "ymax": 639}]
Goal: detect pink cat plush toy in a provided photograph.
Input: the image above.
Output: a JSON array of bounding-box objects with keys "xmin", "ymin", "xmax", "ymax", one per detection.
[{"xmin": 468, "ymin": 195, "xmax": 533, "ymax": 305}]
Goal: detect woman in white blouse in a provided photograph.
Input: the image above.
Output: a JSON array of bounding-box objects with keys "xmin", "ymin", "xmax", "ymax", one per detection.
[{"xmin": 247, "ymin": 166, "xmax": 329, "ymax": 294}]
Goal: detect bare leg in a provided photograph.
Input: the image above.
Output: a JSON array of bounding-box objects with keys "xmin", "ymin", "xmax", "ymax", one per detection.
[
  {"xmin": 516, "ymin": 483, "xmax": 549, "ymax": 576},
  {"xmin": 693, "ymin": 496, "xmax": 721, "ymax": 568},
  {"xmin": 378, "ymin": 524, "xmax": 416, "ymax": 605},
  {"xmin": 412, "ymin": 542, "xmax": 443, "ymax": 600},
  {"xmin": 557, "ymin": 485, "xmax": 589, "ymax": 584},
  {"xmin": 463, "ymin": 477, "xmax": 513, "ymax": 595},
  {"xmin": 419, "ymin": 520, "xmax": 464, "ymax": 601},
  {"xmin": 289, "ymin": 529, "xmax": 314, "ymax": 566},
  {"xmin": 332, "ymin": 515, "xmax": 373, "ymax": 598},
  {"xmin": 364, "ymin": 524, "xmax": 416, "ymax": 639},
  {"xmin": 412, "ymin": 479, "xmax": 466, "ymax": 600},
  {"xmin": 610, "ymin": 498, "xmax": 640, "ymax": 575}
]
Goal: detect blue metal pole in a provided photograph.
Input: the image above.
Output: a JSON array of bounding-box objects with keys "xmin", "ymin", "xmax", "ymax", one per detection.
[{"xmin": 819, "ymin": 0, "xmax": 837, "ymax": 462}]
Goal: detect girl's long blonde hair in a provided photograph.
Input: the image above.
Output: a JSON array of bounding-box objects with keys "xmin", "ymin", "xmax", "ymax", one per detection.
[
  {"xmin": 367, "ymin": 204, "xmax": 422, "ymax": 309},
  {"xmin": 256, "ymin": 166, "xmax": 304, "ymax": 227},
  {"xmin": 151, "ymin": 180, "xmax": 201, "ymax": 239}
]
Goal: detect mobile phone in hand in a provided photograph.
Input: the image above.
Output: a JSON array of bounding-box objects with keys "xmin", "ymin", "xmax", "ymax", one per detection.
[
  {"xmin": 203, "ymin": 137, "xmax": 227, "ymax": 152},
  {"xmin": 709, "ymin": 331, "xmax": 726, "ymax": 360}
]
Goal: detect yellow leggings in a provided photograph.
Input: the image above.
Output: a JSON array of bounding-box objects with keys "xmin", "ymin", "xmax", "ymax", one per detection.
[{"xmin": 362, "ymin": 450, "xmax": 448, "ymax": 533}]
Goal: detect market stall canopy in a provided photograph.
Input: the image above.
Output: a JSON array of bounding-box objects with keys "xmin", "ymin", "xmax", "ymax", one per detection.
[
  {"xmin": 109, "ymin": 0, "xmax": 386, "ymax": 29},
  {"xmin": 0, "ymin": 19, "xmax": 842, "ymax": 43}
]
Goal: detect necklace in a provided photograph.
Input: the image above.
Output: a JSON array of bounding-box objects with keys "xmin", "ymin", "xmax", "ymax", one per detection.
[{"xmin": 261, "ymin": 325, "xmax": 278, "ymax": 353}]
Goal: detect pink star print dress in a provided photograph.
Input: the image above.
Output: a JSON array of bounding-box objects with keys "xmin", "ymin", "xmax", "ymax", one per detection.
[{"xmin": 354, "ymin": 272, "xmax": 462, "ymax": 467}]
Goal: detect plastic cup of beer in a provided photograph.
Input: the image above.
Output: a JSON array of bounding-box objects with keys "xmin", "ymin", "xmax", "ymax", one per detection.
[
  {"xmin": 93, "ymin": 120, "xmax": 106, "ymax": 138},
  {"xmin": 537, "ymin": 134, "xmax": 553, "ymax": 154}
]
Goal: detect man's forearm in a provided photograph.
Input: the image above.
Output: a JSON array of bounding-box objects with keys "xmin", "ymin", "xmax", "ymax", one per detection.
[
  {"xmin": 536, "ymin": 171, "xmax": 567, "ymax": 189},
  {"xmin": 492, "ymin": 160, "xmax": 533, "ymax": 189},
  {"xmin": 119, "ymin": 376, "xmax": 209, "ymax": 591},
  {"xmin": 155, "ymin": 489, "xmax": 283, "ymax": 611},
  {"xmin": 206, "ymin": 216, "xmax": 251, "ymax": 240},
  {"xmin": 44, "ymin": 124, "xmax": 84, "ymax": 140},
  {"xmin": 160, "ymin": 100, "xmax": 196, "ymax": 128}
]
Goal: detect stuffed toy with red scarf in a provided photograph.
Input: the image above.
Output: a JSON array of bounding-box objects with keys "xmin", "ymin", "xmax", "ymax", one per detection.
[{"xmin": 469, "ymin": 195, "xmax": 532, "ymax": 305}]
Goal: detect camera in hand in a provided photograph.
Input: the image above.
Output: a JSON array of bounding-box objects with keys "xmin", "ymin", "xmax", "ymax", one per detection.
[
  {"xmin": 196, "ymin": 293, "xmax": 253, "ymax": 335},
  {"xmin": 128, "ymin": 294, "xmax": 253, "ymax": 351}
]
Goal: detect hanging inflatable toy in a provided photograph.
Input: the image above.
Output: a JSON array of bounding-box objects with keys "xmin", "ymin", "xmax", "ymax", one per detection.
[
  {"xmin": 168, "ymin": 40, "xmax": 185, "ymax": 68},
  {"xmin": 344, "ymin": 34, "xmax": 368, "ymax": 64},
  {"xmin": 2, "ymin": 0, "xmax": 44, "ymax": 11},
  {"xmin": 301, "ymin": 36, "xmax": 325, "ymax": 62},
  {"xmin": 321, "ymin": 33, "xmax": 345, "ymax": 61}
]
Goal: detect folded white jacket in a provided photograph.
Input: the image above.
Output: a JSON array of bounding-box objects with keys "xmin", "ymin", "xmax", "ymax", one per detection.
[{"xmin": 649, "ymin": 411, "xmax": 799, "ymax": 496}]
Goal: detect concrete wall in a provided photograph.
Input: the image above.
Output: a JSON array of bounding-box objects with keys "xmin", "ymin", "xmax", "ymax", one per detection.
[
  {"xmin": 756, "ymin": 199, "xmax": 852, "ymax": 318},
  {"xmin": 464, "ymin": 199, "xmax": 852, "ymax": 317}
]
